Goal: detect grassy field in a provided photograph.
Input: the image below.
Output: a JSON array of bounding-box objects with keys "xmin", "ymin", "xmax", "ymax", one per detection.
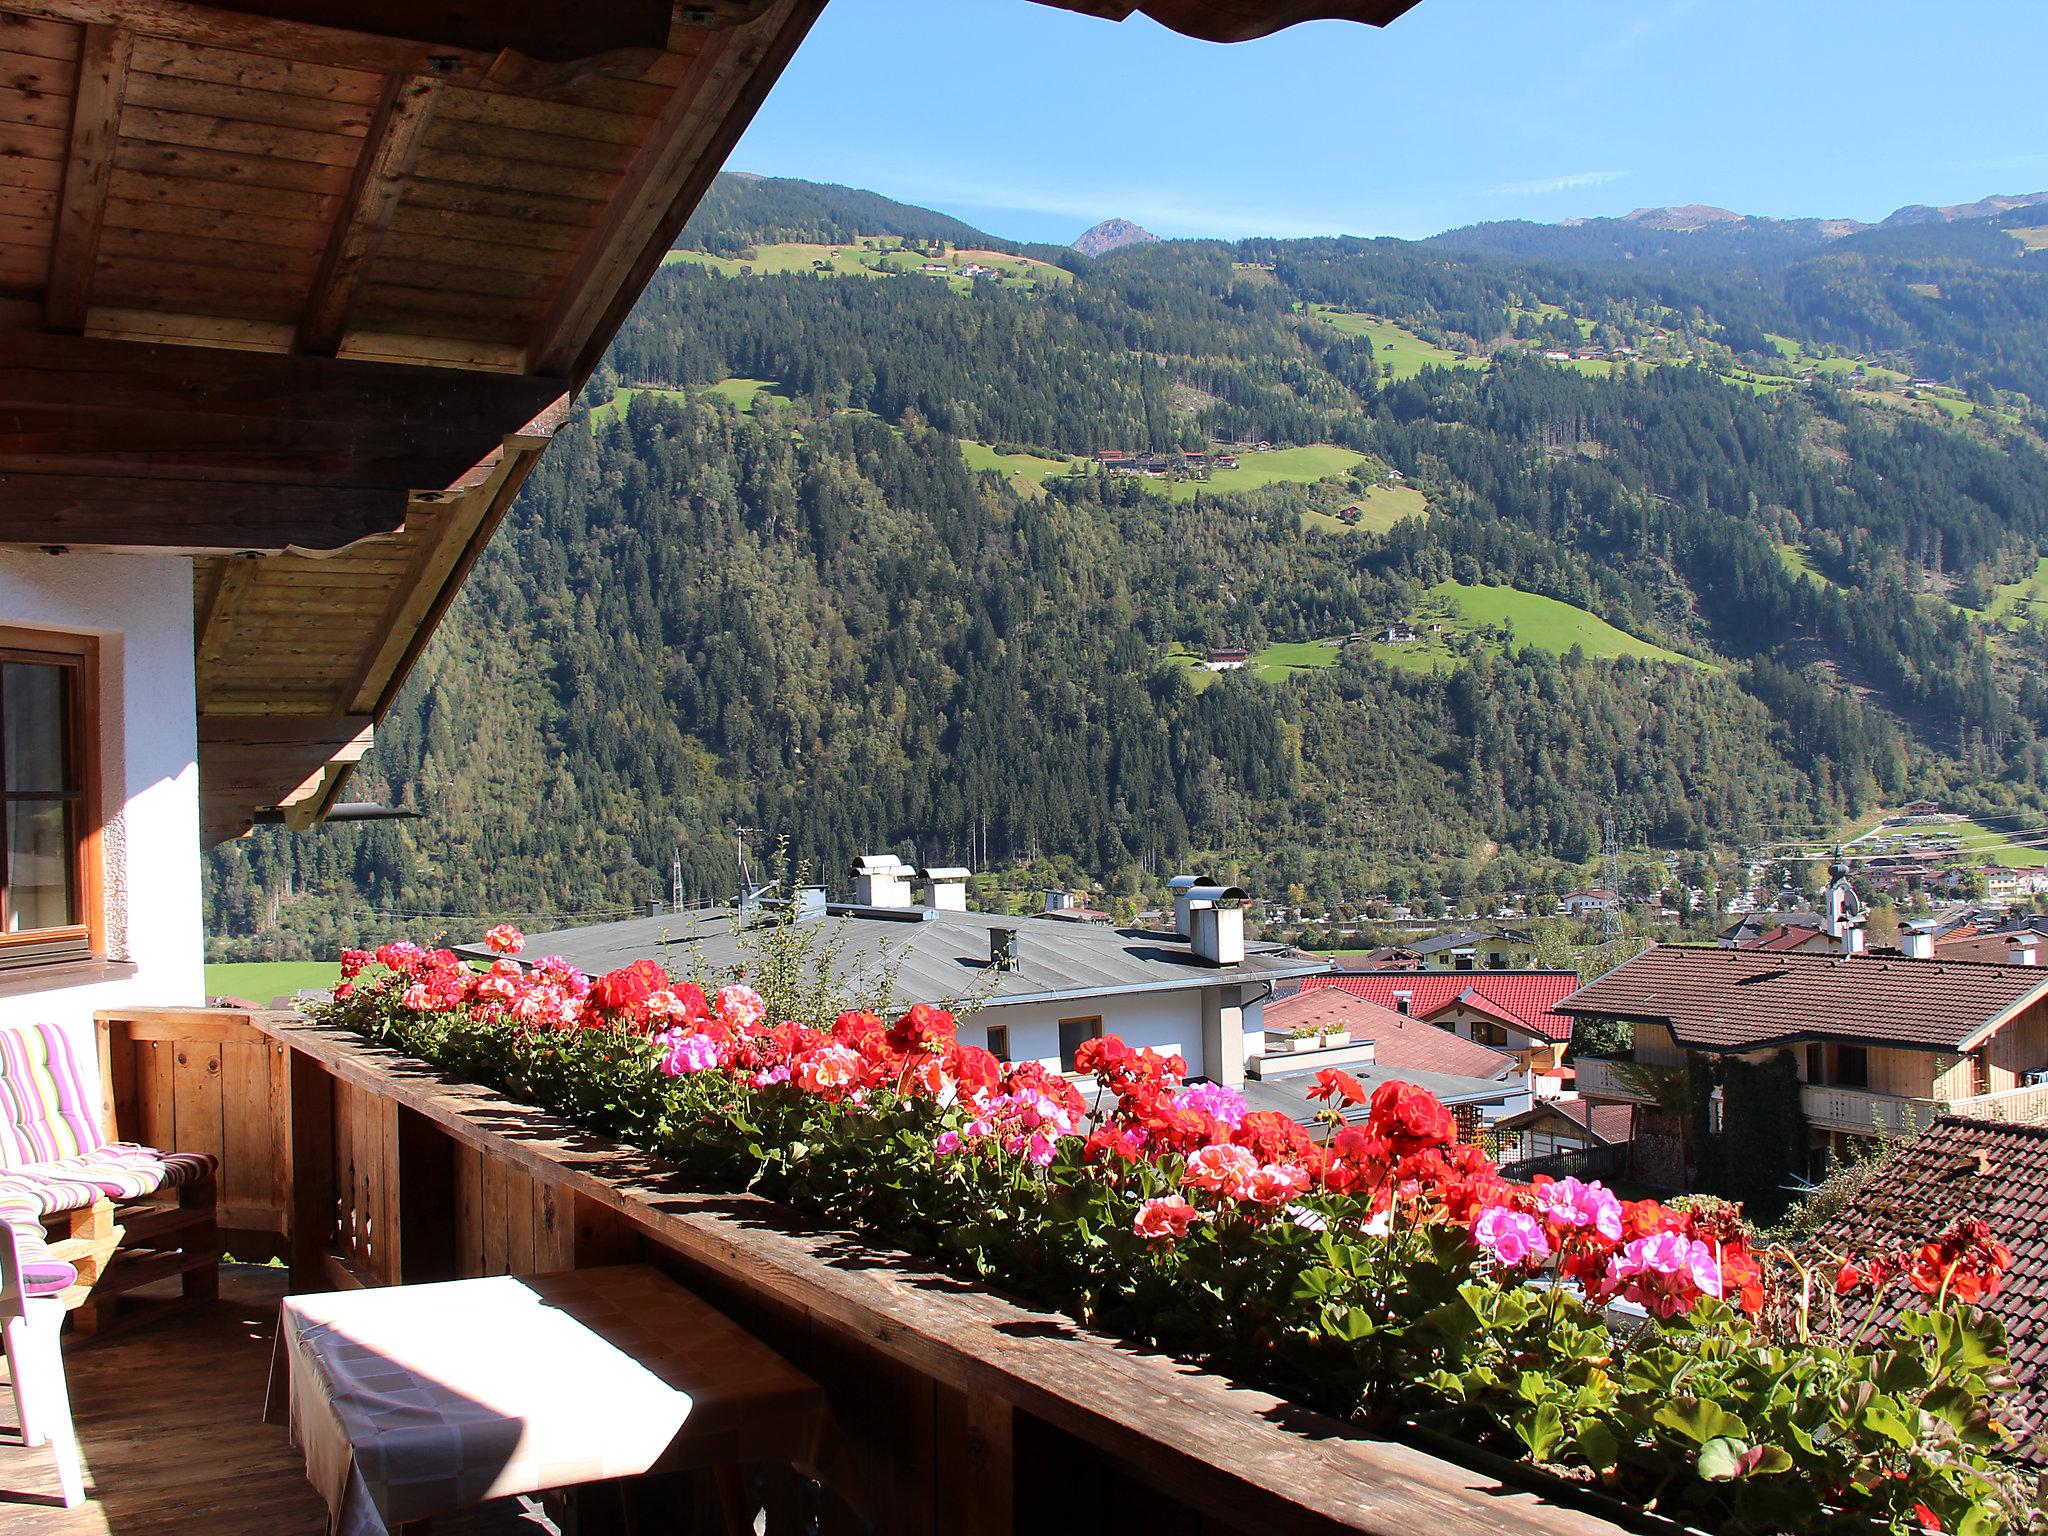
[
  {"xmin": 957, "ymin": 438, "xmax": 1075, "ymax": 496},
  {"xmin": 205, "ymin": 960, "xmax": 340, "ymax": 1003},
  {"xmin": 2010, "ymin": 224, "xmax": 2048, "ymax": 252},
  {"xmin": 1774, "ymin": 541, "xmax": 1838, "ymax": 589},
  {"xmin": 1150, "ymin": 444, "xmax": 1368, "ymax": 503},
  {"xmin": 1906, "ymin": 816, "xmax": 2048, "ymax": 869},
  {"xmin": 1965, "ymin": 554, "xmax": 2048, "ymax": 627},
  {"xmin": 1307, "ymin": 309, "xmax": 1487, "ymax": 380},
  {"xmin": 1167, "ymin": 640, "xmax": 1343, "ymax": 689},
  {"xmin": 1302, "ymin": 483, "xmax": 1428, "ymax": 535},
  {"xmin": 590, "ymin": 379, "xmax": 791, "ymax": 427},
  {"xmin": 1376, "ymin": 582, "xmax": 1705, "ymax": 674}
]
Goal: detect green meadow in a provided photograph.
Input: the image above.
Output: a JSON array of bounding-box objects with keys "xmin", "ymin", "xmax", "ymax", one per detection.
[
  {"xmin": 1152, "ymin": 443, "xmax": 1368, "ymax": 503},
  {"xmin": 1307, "ymin": 309, "xmax": 1486, "ymax": 380},
  {"xmin": 1302, "ymin": 483, "xmax": 1428, "ymax": 535},
  {"xmin": 957, "ymin": 438, "xmax": 1075, "ymax": 496},
  {"xmin": 205, "ymin": 960, "xmax": 340, "ymax": 1003},
  {"xmin": 1375, "ymin": 582, "xmax": 1706, "ymax": 674}
]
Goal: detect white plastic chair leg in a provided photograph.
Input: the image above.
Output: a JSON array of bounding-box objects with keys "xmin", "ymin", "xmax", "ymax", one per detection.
[{"xmin": 4, "ymin": 1306, "xmax": 83, "ymax": 1506}]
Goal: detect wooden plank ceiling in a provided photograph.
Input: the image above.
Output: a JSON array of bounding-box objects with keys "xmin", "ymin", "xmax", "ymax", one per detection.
[{"xmin": 0, "ymin": 0, "xmax": 1411, "ymax": 846}]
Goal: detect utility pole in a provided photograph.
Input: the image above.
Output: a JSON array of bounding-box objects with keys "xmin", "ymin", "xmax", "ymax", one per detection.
[{"xmin": 1601, "ymin": 814, "xmax": 1622, "ymax": 941}]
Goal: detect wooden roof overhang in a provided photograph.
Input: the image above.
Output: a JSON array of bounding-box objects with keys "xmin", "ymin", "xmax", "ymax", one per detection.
[{"xmin": 0, "ymin": 0, "xmax": 1413, "ymax": 846}]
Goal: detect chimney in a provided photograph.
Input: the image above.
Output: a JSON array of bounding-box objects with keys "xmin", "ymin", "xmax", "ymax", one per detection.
[
  {"xmin": 1902, "ymin": 930, "xmax": 1936, "ymax": 961},
  {"xmin": 1393, "ymin": 989, "xmax": 1413, "ymax": 1015},
  {"xmin": 2011, "ymin": 939, "xmax": 2039, "ymax": 968},
  {"xmin": 989, "ymin": 927, "xmax": 1019, "ymax": 972},
  {"xmin": 920, "ymin": 866, "xmax": 971, "ymax": 912},
  {"xmin": 1044, "ymin": 887, "xmax": 1073, "ymax": 913},
  {"xmin": 1189, "ymin": 886, "xmax": 1248, "ymax": 965},
  {"xmin": 1169, "ymin": 874, "xmax": 1199, "ymax": 936},
  {"xmin": 1841, "ymin": 926, "xmax": 1864, "ymax": 957},
  {"xmin": 851, "ymin": 854, "xmax": 913, "ymax": 908}
]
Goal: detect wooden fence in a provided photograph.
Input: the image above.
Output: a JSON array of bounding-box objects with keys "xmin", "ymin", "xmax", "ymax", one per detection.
[{"xmin": 96, "ymin": 1006, "xmax": 1634, "ymax": 1536}]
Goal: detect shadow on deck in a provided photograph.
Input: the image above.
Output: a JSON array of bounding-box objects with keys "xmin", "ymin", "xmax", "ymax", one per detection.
[{"xmin": 0, "ymin": 1267, "xmax": 555, "ymax": 1535}]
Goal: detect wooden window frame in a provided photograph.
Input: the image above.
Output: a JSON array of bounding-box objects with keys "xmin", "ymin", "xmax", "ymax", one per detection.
[
  {"xmin": 0, "ymin": 626, "xmax": 103, "ymax": 969},
  {"xmin": 984, "ymin": 1023, "xmax": 1010, "ymax": 1063}
]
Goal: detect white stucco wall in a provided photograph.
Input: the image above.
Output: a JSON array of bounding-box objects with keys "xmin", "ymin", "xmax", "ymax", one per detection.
[
  {"xmin": 969, "ymin": 989, "xmax": 1205, "ymax": 1078},
  {"xmin": 0, "ymin": 550, "xmax": 205, "ymax": 1080}
]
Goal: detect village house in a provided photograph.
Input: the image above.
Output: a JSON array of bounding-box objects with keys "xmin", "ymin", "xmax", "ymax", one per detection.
[
  {"xmin": 1203, "ymin": 646, "xmax": 1250, "ymax": 670},
  {"xmin": 1343, "ymin": 927, "xmax": 1540, "ymax": 972},
  {"xmin": 1565, "ymin": 943, "xmax": 2048, "ymax": 1186},
  {"xmin": 1252, "ymin": 989, "xmax": 1531, "ymax": 1132},
  {"xmin": 1491, "ymin": 1098, "xmax": 1636, "ymax": 1170},
  {"xmin": 1559, "ymin": 887, "xmax": 1620, "ymax": 916},
  {"xmin": 1295, "ymin": 970, "xmax": 1578, "ymax": 1078},
  {"xmin": 1379, "ymin": 622, "xmax": 1418, "ymax": 643}
]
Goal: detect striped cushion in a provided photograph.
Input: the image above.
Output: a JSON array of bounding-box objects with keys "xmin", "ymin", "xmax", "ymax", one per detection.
[
  {"xmin": 0, "ymin": 1023, "xmax": 104, "ymax": 1167},
  {"xmin": 0, "ymin": 1146, "xmax": 219, "ymax": 1213},
  {"xmin": 0, "ymin": 1188, "xmax": 76, "ymax": 1298}
]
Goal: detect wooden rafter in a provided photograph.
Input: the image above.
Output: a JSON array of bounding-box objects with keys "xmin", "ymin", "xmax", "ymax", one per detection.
[
  {"xmin": 530, "ymin": 0, "xmax": 824, "ymax": 381},
  {"xmin": 295, "ymin": 72, "xmax": 442, "ymax": 357},
  {"xmin": 45, "ymin": 23, "xmax": 131, "ymax": 332}
]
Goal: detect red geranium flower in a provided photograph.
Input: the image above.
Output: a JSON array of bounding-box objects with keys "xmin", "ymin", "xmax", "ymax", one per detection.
[{"xmin": 1308, "ymin": 1067, "xmax": 1368, "ymax": 1107}]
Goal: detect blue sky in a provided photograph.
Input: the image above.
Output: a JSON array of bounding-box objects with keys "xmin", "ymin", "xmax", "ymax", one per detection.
[{"xmin": 727, "ymin": 0, "xmax": 2048, "ymax": 245}]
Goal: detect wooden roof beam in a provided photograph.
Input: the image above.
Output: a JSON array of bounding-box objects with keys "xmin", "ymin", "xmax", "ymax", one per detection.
[
  {"xmin": 45, "ymin": 24, "xmax": 131, "ymax": 333},
  {"xmin": 296, "ymin": 72, "xmax": 443, "ymax": 357},
  {"xmin": 530, "ymin": 0, "xmax": 825, "ymax": 382}
]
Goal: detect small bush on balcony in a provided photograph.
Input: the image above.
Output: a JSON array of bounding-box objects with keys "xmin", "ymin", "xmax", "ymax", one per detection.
[{"xmin": 319, "ymin": 932, "xmax": 2040, "ymax": 1535}]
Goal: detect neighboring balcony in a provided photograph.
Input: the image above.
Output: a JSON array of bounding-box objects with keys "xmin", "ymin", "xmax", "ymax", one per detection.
[
  {"xmin": 1572, "ymin": 1055, "xmax": 1662, "ymax": 1105},
  {"xmin": 1800, "ymin": 1083, "xmax": 1942, "ymax": 1136}
]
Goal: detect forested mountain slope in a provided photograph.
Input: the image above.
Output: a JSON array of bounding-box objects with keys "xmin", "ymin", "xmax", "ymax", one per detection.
[{"xmin": 205, "ymin": 178, "xmax": 2048, "ymax": 956}]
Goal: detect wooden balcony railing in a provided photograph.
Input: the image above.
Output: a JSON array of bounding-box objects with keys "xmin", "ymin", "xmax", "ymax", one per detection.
[
  {"xmin": 1800, "ymin": 1083, "xmax": 1942, "ymax": 1136},
  {"xmin": 95, "ymin": 1006, "xmax": 1633, "ymax": 1536},
  {"xmin": 1948, "ymin": 1079, "xmax": 2048, "ymax": 1126},
  {"xmin": 1569, "ymin": 1056, "xmax": 1660, "ymax": 1104}
]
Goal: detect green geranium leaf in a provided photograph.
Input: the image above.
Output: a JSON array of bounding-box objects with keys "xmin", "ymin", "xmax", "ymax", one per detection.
[{"xmin": 1656, "ymin": 1396, "xmax": 1747, "ymax": 1446}]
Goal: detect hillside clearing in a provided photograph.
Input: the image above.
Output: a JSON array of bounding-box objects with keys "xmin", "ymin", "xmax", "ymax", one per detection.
[
  {"xmin": 1377, "ymin": 582, "xmax": 1707, "ymax": 673},
  {"xmin": 1304, "ymin": 483, "xmax": 1428, "ymax": 535},
  {"xmin": 1308, "ymin": 309, "xmax": 1487, "ymax": 379},
  {"xmin": 1152, "ymin": 443, "xmax": 1368, "ymax": 502},
  {"xmin": 1167, "ymin": 640, "xmax": 1343, "ymax": 689},
  {"xmin": 957, "ymin": 438, "xmax": 1074, "ymax": 496}
]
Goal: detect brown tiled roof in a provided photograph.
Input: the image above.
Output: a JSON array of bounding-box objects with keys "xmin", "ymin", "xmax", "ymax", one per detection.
[
  {"xmin": 1744, "ymin": 923, "xmax": 1833, "ymax": 953},
  {"xmin": 1557, "ymin": 943, "xmax": 2048, "ymax": 1053},
  {"xmin": 1264, "ymin": 991, "xmax": 1518, "ymax": 1080},
  {"xmin": 1495, "ymin": 1098, "xmax": 1636, "ymax": 1145},
  {"xmin": 1806, "ymin": 1117, "xmax": 2048, "ymax": 1460},
  {"xmin": 1940, "ymin": 931, "xmax": 2046, "ymax": 964}
]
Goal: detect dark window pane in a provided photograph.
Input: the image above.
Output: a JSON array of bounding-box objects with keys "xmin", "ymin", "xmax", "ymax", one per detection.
[
  {"xmin": 3, "ymin": 663, "xmax": 72, "ymax": 793},
  {"xmin": 1058, "ymin": 1017, "xmax": 1099, "ymax": 1072},
  {"xmin": 5, "ymin": 798, "xmax": 75, "ymax": 931}
]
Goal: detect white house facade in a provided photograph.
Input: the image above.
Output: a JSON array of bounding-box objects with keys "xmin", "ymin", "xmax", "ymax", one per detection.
[{"xmin": 0, "ymin": 550, "xmax": 207, "ymax": 1078}]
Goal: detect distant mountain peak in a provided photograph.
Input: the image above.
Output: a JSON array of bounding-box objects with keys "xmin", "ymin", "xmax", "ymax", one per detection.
[
  {"xmin": 1620, "ymin": 204, "xmax": 1748, "ymax": 232},
  {"xmin": 1073, "ymin": 218, "xmax": 1159, "ymax": 257}
]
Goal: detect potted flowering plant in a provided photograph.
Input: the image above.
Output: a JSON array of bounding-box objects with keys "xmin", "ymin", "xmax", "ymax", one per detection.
[{"xmin": 320, "ymin": 930, "xmax": 2038, "ymax": 1535}]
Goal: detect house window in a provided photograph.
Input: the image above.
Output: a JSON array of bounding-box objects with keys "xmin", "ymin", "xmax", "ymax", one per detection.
[
  {"xmin": 1835, "ymin": 1045, "xmax": 1869, "ymax": 1089},
  {"xmin": 985, "ymin": 1024, "xmax": 1010, "ymax": 1063},
  {"xmin": 0, "ymin": 632, "xmax": 98, "ymax": 968},
  {"xmin": 1057, "ymin": 1016, "xmax": 1101, "ymax": 1073},
  {"xmin": 1804, "ymin": 1044, "xmax": 1824, "ymax": 1083}
]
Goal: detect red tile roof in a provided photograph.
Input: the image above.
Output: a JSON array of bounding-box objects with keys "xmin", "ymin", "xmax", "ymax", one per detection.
[
  {"xmin": 1806, "ymin": 1117, "xmax": 2048, "ymax": 1460},
  {"xmin": 1495, "ymin": 1098, "xmax": 1636, "ymax": 1145},
  {"xmin": 1264, "ymin": 990, "xmax": 1518, "ymax": 1080},
  {"xmin": 1558, "ymin": 943, "xmax": 2048, "ymax": 1053},
  {"xmin": 1300, "ymin": 971, "xmax": 1578, "ymax": 1041},
  {"xmin": 1744, "ymin": 923, "xmax": 1833, "ymax": 953}
]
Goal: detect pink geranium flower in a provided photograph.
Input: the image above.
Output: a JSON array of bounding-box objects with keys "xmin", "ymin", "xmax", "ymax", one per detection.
[
  {"xmin": 1607, "ymin": 1231, "xmax": 1723, "ymax": 1318},
  {"xmin": 1535, "ymin": 1176, "xmax": 1625, "ymax": 1241},
  {"xmin": 1472, "ymin": 1204, "xmax": 1552, "ymax": 1268},
  {"xmin": 1182, "ymin": 1142, "xmax": 1260, "ymax": 1200}
]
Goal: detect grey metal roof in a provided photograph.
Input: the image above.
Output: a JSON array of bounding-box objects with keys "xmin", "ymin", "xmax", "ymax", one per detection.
[{"xmin": 462, "ymin": 905, "xmax": 1328, "ymax": 1012}]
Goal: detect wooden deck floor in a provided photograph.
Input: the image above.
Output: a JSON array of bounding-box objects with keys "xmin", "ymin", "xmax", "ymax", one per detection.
[
  {"xmin": 0, "ymin": 1266, "xmax": 330, "ymax": 1534},
  {"xmin": 0, "ymin": 1267, "xmax": 560, "ymax": 1535}
]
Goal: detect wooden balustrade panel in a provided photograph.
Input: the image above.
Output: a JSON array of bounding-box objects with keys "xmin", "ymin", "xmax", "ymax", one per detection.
[
  {"xmin": 331, "ymin": 1072, "xmax": 399, "ymax": 1284},
  {"xmin": 96, "ymin": 1008, "xmax": 291, "ymax": 1258}
]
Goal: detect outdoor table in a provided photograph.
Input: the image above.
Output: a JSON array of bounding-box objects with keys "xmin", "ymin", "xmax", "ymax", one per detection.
[{"xmin": 264, "ymin": 1264, "xmax": 834, "ymax": 1535}]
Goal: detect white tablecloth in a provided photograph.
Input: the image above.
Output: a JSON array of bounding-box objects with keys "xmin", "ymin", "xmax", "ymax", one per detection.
[{"xmin": 265, "ymin": 1264, "xmax": 829, "ymax": 1534}]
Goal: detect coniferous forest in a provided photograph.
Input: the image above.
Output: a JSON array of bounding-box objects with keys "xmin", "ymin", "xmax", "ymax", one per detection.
[{"xmin": 205, "ymin": 177, "xmax": 2048, "ymax": 956}]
